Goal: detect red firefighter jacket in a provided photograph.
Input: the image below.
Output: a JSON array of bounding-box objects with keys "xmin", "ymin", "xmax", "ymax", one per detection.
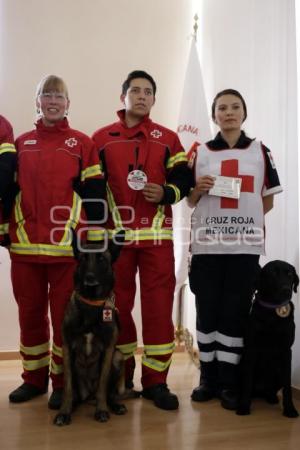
[
  {"xmin": 0, "ymin": 115, "xmax": 16, "ymax": 243},
  {"xmin": 9, "ymin": 118, "xmax": 104, "ymax": 262},
  {"xmin": 92, "ymin": 110, "xmax": 190, "ymax": 246}
]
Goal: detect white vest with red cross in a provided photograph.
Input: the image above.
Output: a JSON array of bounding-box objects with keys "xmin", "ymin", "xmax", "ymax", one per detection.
[{"xmin": 191, "ymin": 140, "xmax": 266, "ymax": 255}]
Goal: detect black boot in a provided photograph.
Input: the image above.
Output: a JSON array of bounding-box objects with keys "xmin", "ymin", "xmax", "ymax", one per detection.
[
  {"xmin": 142, "ymin": 383, "xmax": 179, "ymax": 410},
  {"xmin": 191, "ymin": 384, "xmax": 216, "ymax": 402},
  {"xmin": 191, "ymin": 360, "xmax": 218, "ymax": 402},
  {"xmin": 220, "ymin": 389, "xmax": 238, "ymax": 410},
  {"xmin": 9, "ymin": 383, "xmax": 48, "ymax": 403}
]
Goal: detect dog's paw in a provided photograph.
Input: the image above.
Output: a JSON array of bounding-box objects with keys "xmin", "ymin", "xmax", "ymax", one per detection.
[
  {"xmin": 94, "ymin": 409, "xmax": 110, "ymax": 422},
  {"xmin": 283, "ymin": 407, "xmax": 299, "ymax": 418},
  {"xmin": 117, "ymin": 388, "xmax": 142, "ymax": 400},
  {"xmin": 53, "ymin": 413, "xmax": 72, "ymax": 426},
  {"xmin": 236, "ymin": 405, "xmax": 251, "ymax": 416},
  {"xmin": 111, "ymin": 403, "xmax": 127, "ymax": 415}
]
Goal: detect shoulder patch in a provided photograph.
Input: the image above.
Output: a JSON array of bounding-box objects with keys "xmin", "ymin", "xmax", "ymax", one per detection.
[
  {"xmin": 65, "ymin": 138, "xmax": 78, "ymax": 148},
  {"xmin": 187, "ymin": 141, "xmax": 200, "ymax": 168},
  {"xmin": 150, "ymin": 129, "xmax": 162, "ymax": 139}
]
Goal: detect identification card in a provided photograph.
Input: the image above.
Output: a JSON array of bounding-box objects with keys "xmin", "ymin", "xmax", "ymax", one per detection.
[
  {"xmin": 208, "ymin": 175, "xmax": 242, "ymax": 199},
  {"xmin": 127, "ymin": 170, "xmax": 147, "ymax": 190}
]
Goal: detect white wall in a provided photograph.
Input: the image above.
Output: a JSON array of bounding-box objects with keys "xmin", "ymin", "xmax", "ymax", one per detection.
[{"xmin": 0, "ymin": 0, "xmax": 194, "ymax": 351}]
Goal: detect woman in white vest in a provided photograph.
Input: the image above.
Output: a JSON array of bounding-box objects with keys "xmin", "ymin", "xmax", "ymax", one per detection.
[{"xmin": 187, "ymin": 89, "xmax": 282, "ymax": 410}]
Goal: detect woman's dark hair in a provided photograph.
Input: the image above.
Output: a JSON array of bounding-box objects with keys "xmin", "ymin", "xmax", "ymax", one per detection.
[
  {"xmin": 121, "ymin": 70, "xmax": 157, "ymax": 96},
  {"xmin": 211, "ymin": 89, "xmax": 247, "ymax": 122}
]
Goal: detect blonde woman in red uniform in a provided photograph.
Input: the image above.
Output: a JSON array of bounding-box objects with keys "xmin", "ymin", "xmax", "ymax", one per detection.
[{"xmin": 9, "ymin": 75, "xmax": 105, "ymax": 409}]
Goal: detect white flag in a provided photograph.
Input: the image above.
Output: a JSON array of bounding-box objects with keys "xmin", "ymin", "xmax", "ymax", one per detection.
[{"xmin": 173, "ymin": 38, "xmax": 212, "ymax": 338}]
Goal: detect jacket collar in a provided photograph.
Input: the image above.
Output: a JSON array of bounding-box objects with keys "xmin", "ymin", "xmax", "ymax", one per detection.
[
  {"xmin": 207, "ymin": 130, "xmax": 254, "ymax": 150},
  {"xmin": 35, "ymin": 117, "xmax": 70, "ymax": 134},
  {"xmin": 116, "ymin": 109, "xmax": 152, "ymax": 138}
]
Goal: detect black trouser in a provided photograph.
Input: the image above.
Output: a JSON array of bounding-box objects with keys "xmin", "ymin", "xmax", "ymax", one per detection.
[{"xmin": 189, "ymin": 254, "xmax": 260, "ymax": 390}]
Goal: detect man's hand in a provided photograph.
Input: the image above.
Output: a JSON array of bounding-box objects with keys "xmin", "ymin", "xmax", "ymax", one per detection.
[{"xmin": 142, "ymin": 183, "xmax": 164, "ymax": 203}]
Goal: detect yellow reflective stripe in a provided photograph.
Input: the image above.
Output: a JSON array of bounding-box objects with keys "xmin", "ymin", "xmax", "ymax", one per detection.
[
  {"xmin": 15, "ymin": 192, "xmax": 30, "ymax": 244},
  {"xmin": 20, "ymin": 342, "xmax": 49, "ymax": 356},
  {"xmin": 106, "ymin": 185, "xmax": 172, "ymax": 240},
  {"xmin": 116, "ymin": 342, "xmax": 138, "ymax": 361},
  {"xmin": 166, "ymin": 151, "xmax": 187, "ymax": 169},
  {"xmin": 50, "ymin": 359, "xmax": 63, "ymax": 375},
  {"xmin": 96, "ymin": 228, "xmax": 173, "ymax": 242},
  {"xmin": 116, "ymin": 342, "xmax": 138, "ymax": 354},
  {"xmin": 118, "ymin": 342, "xmax": 138, "ymax": 353},
  {"xmin": 142, "ymin": 355, "xmax": 172, "ymax": 372},
  {"xmin": 22, "ymin": 355, "xmax": 50, "ymax": 371},
  {"xmin": 81, "ymin": 164, "xmax": 101, "ymax": 181},
  {"xmin": 144, "ymin": 342, "xmax": 175, "ymax": 356},
  {"xmin": 0, "ymin": 223, "xmax": 9, "ymax": 235},
  {"xmin": 124, "ymin": 229, "xmax": 172, "ymax": 240},
  {"xmin": 166, "ymin": 183, "xmax": 181, "ymax": 203},
  {"xmin": 52, "ymin": 343, "xmax": 63, "ymax": 358},
  {"xmin": 87, "ymin": 229, "xmax": 107, "ymax": 241},
  {"xmin": 60, "ymin": 192, "xmax": 81, "ymax": 245},
  {"xmin": 0, "ymin": 143, "xmax": 16, "ymax": 154},
  {"xmin": 106, "ymin": 185, "xmax": 123, "ymax": 229},
  {"xmin": 151, "ymin": 205, "xmax": 165, "ymax": 230},
  {"xmin": 10, "ymin": 243, "xmax": 73, "ymax": 257}
]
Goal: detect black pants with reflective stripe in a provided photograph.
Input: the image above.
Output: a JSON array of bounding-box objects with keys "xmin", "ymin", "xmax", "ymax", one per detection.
[{"xmin": 189, "ymin": 254, "xmax": 260, "ymax": 389}]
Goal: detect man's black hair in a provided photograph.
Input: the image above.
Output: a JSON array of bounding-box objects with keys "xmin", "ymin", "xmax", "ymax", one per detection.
[{"xmin": 121, "ymin": 70, "xmax": 157, "ymax": 96}]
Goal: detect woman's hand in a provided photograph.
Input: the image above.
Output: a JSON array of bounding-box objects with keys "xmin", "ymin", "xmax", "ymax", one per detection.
[{"xmin": 187, "ymin": 175, "xmax": 215, "ymax": 207}]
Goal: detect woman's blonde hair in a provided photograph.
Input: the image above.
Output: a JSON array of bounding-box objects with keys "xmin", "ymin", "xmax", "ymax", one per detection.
[{"xmin": 36, "ymin": 75, "xmax": 69, "ymax": 99}]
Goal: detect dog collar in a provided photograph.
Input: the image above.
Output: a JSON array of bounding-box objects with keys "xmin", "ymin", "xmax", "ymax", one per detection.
[
  {"xmin": 256, "ymin": 298, "xmax": 292, "ymax": 317},
  {"xmin": 77, "ymin": 293, "xmax": 115, "ymax": 308},
  {"xmin": 257, "ymin": 298, "xmax": 290, "ymax": 309}
]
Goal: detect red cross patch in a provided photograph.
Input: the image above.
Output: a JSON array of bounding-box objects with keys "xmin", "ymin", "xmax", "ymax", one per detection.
[
  {"xmin": 150, "ymin": 129, "xmax": 162, "ymax": 139},
  {"xmin": 103, "ymin": 308, "xmax": 113, "ymax": 322},
  {"xmin": 65, "ymin": 137, "xmax": 78, "ymax": 148},
  {"xmin": 220, "ymin": 159, "xmax": 254, "ymax": 209}
]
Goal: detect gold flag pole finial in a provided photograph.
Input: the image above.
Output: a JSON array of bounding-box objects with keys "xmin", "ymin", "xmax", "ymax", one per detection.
[{"xmin": 193, "ymin": 13, "xmax": 199, "ymax": 42}]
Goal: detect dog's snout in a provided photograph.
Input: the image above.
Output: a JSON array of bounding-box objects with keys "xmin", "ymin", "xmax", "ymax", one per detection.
[{"xmin": 83, "ymin": 272, "xmax": 99, "ymax": 287}]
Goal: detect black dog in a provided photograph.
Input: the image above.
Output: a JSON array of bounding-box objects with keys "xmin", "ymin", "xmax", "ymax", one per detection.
[
  {"xmin": 237, "ymin": 260, "xmax": 299, "ymax": 418},
  {"xmin": 54, "ymin": 238, "xmax": 127, "ymax": 426}
]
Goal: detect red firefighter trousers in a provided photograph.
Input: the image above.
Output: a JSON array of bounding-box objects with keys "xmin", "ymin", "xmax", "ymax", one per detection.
[
  {"xmin": 113, "ymin": 245, "xmax": 176, "ymax": 388},
  {"xmin": 11, "ymin": 260, "xmax": 77, "ymax": 390}
]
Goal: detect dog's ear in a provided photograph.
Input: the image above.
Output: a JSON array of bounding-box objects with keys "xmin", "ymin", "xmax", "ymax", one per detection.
[
  {"xmin": 293, "ymin": 268, "xmax": 299, "ymax": 293},
  {"xmin": 109, "ymin": 230, "xmax": 125, "ymax": 263}
]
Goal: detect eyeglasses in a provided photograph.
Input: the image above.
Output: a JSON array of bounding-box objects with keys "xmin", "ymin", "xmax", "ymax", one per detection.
[{"xmin": 39, "ymin": 92, "xmax": 67, "ymax": 101}]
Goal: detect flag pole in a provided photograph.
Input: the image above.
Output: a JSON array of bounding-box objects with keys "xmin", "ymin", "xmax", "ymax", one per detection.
[{"xmin": 174, "ymin": 13, "xmax": 201, "ymax": 367}]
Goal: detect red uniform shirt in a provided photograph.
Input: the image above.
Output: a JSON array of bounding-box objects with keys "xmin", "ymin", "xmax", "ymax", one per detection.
[
  {"xmin": 92, "ymin": 110, "xmax": 189, "ymax": 246},
  {"xmin": 10, "ymin": 118, "xmax": 103, "ymax": 262}
]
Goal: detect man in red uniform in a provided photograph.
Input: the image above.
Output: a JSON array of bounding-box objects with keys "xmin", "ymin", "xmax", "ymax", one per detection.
[
  {"xmin": 92, "ymin": 70, "xmax": 190, "ymax": 410},
  {"xmin": 0, "ymin": 115, "xmax": 17, "ymax": 245}
]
